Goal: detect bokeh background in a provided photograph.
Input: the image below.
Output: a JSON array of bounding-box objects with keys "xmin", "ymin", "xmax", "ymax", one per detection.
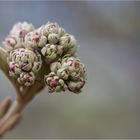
[{"xmin": 0, "ymin": 1, "xmax": 140, "ymax": 139}]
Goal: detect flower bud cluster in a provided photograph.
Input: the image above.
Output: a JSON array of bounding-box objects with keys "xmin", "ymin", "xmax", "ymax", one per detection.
[
  {"xmin": 3, "ymin": 22, "xmax": 34, "ymax": 52},
  {"xmin": 8, "ymin": 48, "xmax": 42, "ymax": 86},
  {"xmin": 24, "ymin": 22, "xmax": 78, "ymax": 63},
  {"xmin": 44, "ymin": 72, "xmax": 67, "ymax": 93},
  {"xmin": 3, "ymin": 21, "xmax": 87, "ymax": 92},
  {"xmin": 45, "ymin": 56, "xmax": 86, "ymax": 93}
]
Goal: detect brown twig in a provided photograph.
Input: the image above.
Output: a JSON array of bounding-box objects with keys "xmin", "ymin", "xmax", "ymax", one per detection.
[
  {"xmin": 0, "ymin": 47, "xmax": 49, "ymax": 137},
  {"xmin": 0, "ymin": 97, "xmax": 22, "ymax": 138}
]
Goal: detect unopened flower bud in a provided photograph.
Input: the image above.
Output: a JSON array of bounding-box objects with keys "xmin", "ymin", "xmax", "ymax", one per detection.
[
  {"xmin": 44, "ymin": 72, "xmax": 67, "ymax": 93},
  {"xmin": 59, "ymin": 34, "xmax": 77, "ymax": 55},
  {"xmin": 32, "ymin": 62, "xmax": 42, "ymax": 73},
  {"xmin": 50, "ymin": 62, "xmax": 61, "ymax": 72},
  {"xmin": 43, "ymin": 22, "xmax": 59, "ymax": 36},
  {"xmin": 7, "ymin": 48, "xmax": 42, "ymax": 86},
  {"xmin": 67, "ymin": 79, "xmax": 85, "ymax": 93},
  {"xmin": 10, "ymin": 22, "xmax": 34, "ymax": 38},
  {"xmin": 61, "ymin": 57, "xmax": 86, "ymax": 81},
  {"xmin": 41, "ymin": 44, "xmax": 63, "ymax": 63},
  {"xmin": 3, "ymin": 36, "xmax": 21, "ymax": 52},
  {"xmin": 17, "ymin": 72, "xmax": 35, "ymax": 86},
  {"xmin": 58, "ymin": 27, "xmax": 65, "ymax": 37},
  {"xmin": 9, "ymin": 62, "xmax": 22, "ymax": 77},
  {"xmin": 24, "ymin": 31, "xmax": 47, "ymax": 48},
  {"xmin": 3, "ymin": 21, "xmax": 87, "ymax": 91},
  {"xmin": 48, "ymin": 33, "xmax": 59, "ymax": 44},
  {"xmin": 8, "ymin": 48, "xmax": 42, "ymax": 73},
  {"xmin": 57, "ymin": 68, "xmax": 69, "ymax": 80}
]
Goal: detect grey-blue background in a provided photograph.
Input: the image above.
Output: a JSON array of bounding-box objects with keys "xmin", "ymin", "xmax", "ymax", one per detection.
[{"xmin": 0, "ymin": 1, "xmax": 140, "ymax": 138}]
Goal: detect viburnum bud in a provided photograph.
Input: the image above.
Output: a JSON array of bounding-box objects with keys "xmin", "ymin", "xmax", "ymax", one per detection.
[
  {"xmin": 44, "ymin": 72, "xmax": 67, "ymax": 93},
  {"xmin": 41, "ymin": 44, "xmax": 63, "ymax": 63},
  {"xmin": 48, "ymin": 56, "xmax": 86, "ymax": 93},
  {"xmin": 58, "ymin": 27, "xmax": 66, "ymax": 37},
  {"xmin": 50, "ymin": 62, "xmax": 61, "ymax": 72},
  {"xmin": 67, "ymin": 78, "xmax": 85, "ymax": 93},
  {"xmin": 10, "ymin": 22, "xmax": 34, "ymax": 38},
  {"xmin": 35, "ymin": 25, "xmax": 45, "ymax": 35},
  {"xmin": 48, "ymin": 33, "xmax": 59, "ymax": 44},
  {"xmin": 17, "ymin": 72, "xmax": 35, "ymax": 86},
  {"xmin": 43, "ymin": 22, "xmax": 60, "ymax": 36},
  {"xmin": 24, "ymin": 30, "xmax": 47, "ymax": 48},
  {"xmin": 9, "ymin": 62, "xmax": 22, "ymax": 77},
  {"xmin": 57, "ymin": 67, "xmax": 69, "ymax": 80},
  {"xmin": 62, "ymin": 57, "xmax": 86, "ymax": 81},
  {"xmin": 59, "ymin": 34, "xmax": 77, "ymax": 55},
  {"xmin": 3, "ymin": 35, "xmax": 21, "ymax": 52}
]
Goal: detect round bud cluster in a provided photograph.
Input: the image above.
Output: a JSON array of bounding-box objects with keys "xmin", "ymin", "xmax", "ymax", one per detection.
[
  {"xmin": 3, "ymin": 22, "xmax": 34, "ymax": 52},
  {"xmin": 24, "ymin": 22, "xmax": 78, "ymax": 63},
  {"xmin": 61, "ymin": 57, "xmax": 86, "ymax": 81},
  {"xmin": 62, "ymin": 57, "xmax": 86, "ymax": 93},
  {"xmin": 3, "ymin": 21, "xmax": 87, "ymax": 93},
  {"xmin": 7, "ymin": 48, "xmax": 42, "ymax": 86},
  {"xmin": 45, "ymin": 56, "xmax": 86, "ymax": 93},
  {"xmin": 44, "ymin": 72, "xmax": 67, "ymax": 93}
]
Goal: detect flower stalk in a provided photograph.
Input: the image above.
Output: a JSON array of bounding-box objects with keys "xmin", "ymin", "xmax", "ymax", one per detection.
[{"xmin": 0, "ymin": 21, "xmax": 87, "ymax": 137}]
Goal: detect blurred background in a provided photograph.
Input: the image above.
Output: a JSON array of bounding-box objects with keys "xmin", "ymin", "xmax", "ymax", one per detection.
[{"xmin": 0, "ymin": 1, "xmax": 140, "ymax": 139}]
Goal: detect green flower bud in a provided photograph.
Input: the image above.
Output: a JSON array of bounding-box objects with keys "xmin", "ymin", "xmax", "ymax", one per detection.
[
  {"xmin": 61, "ymin": 57, "xmax": 86, "ymax": 81},
  {"xmin": 48, "ymin": 33, "xmax": 59, "ymax": 44},
  {"xmin": 3, "ymin": 35, "xmax": 21, "ymax": 52},
  {"xmin": 43, "ymin": 22, "xmax": 60, "ymax": 36},
  {"xmin": 7, "ymin": 48, "xmax": 42, "ymax": 87},
  {"xmin": 67, "ymin": 79, "xmax": 85, "ymax": 93},
  {"xmin": 50, "ymin": 62, "xmax": 61, "ymax": 72},
  {"xmin": 17, "ymin": 72, "xmax": 35, "ymax": 86},
  {"xmin": 44, "ymin": 72, "xmax": 67, "ymax": 93},
  {"xmin": 57, "ymin": 67, "xmax": 69, "ymax": 80},
  {"xmin": 24, "ymin": 30, "xmax": 47, "ymax": 48},
  {"xmin": 41, "ymin": 44, "xmax": 63, "ymax": 63},
  {"xmin": 58, "ymin": 27, "xmax": 65, "ymax": 37},
  {"xmin": 59, "ymin": 34, "xmax": 77, "ymax": 56},
  {"xmin": 8, "ymin": 48, "xmax": 42, "ymax": 73},
  {"xmin": 36, "ymin": 25, "xmax": 45, "ymax": 35},
  {"xmin": 3, "ymin": 21, "xmax": 87, "ymax": 92},
  {"xmin": 9, "ymin": 62, "xmax": 22, "ymax": 78},
  {"xmin": 10, "ymin": 22, "xmax": 34, "ymax": 38}
]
